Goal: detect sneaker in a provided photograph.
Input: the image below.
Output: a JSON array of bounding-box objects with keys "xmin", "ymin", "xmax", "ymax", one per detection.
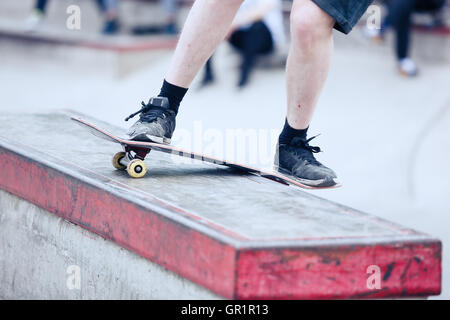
[
  {"xmin": 25, "ymin": 9, "xmax": 44, "ymax": 32},
  {"xmin": 164, "ymin": 22, "xmax": 178, "ymax": 35},
  {"xmin": 102, "ymin": 19, "xmax": 120, "ymax": 35},
  {"xmin": 364, "ymin": 27, "xmax": 383, "ymax": 44},
  {"xmin": 274, "ymin": 135, "xmax": 338, "ymax": 187},
  {"xmin": 125, "ymin": 97, "xmax": 176, "ymax": 144},
  {"xmin": 398, "ymin": 57, "xmax": 418, "ymax": 77}
]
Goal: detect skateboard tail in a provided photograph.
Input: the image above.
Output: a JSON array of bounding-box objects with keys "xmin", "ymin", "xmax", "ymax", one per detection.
[{"xmin": 71, "ymin": 116, "xmax": 122, "ymax": 144}]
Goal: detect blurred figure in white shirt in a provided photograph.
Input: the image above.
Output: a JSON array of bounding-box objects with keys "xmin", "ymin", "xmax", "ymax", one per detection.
[{"xmin": 201, "ymin": 0, "xmax": 286, "ymax": 88}]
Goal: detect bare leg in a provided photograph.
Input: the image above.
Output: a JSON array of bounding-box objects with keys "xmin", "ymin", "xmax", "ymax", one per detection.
[
  {"xmin": 286, "ymin": 0, "xmax": 335, "ymax": 129},
  {"xmin": 165, "ymin": 0, "xmax": 244, "ymax": 88}
]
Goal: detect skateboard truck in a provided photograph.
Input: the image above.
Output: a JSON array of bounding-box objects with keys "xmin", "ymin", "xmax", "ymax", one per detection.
[{"xmin": 112, "ymin": 146, "xmax": 151, "ymax": 178}]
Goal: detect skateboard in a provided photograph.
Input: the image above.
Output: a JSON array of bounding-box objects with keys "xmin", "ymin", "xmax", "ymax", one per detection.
[{"xmin": 71, "ymin": 117, "xmax": 339, "ymax": 190}]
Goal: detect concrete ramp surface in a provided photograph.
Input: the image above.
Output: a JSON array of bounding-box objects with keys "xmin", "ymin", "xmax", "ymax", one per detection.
[{"xmin": 0, "ymin": 112, "xmax": 442, "ymax": 299}]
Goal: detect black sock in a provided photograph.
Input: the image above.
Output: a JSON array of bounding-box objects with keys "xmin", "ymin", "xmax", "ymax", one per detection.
[
  {"xmin": 158, "ymin": 79, "xmax": 188, "ymax": 114},
  {"xmin": 278, "ymin": 119, "xmax": 308, "ymax": 145}
]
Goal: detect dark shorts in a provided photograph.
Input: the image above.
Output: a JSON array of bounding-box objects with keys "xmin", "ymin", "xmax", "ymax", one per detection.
[{"xmin": 312, "ymin": 0, "xmax": 374, "ymax": 34}]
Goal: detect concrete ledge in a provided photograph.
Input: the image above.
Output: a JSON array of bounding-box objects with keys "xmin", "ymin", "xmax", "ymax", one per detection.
[
  {"xmin": 0, "ymin": 112, "xmax": 442, "ymax": 299},
  {"xmin": 0, "ymin": 21, "xmax": 177, "ymax": 78},
  {"xmin": 0, "ymin": 25, "xmax": 178, "ymax": 53},
  {"xmin": 0, "ymin": 189, "xmax": 219, "ymax": 299}
]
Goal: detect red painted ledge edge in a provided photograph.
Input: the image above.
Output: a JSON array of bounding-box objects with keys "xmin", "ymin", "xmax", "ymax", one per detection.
[{"xmin": 0, "ymin": 139, "xmax": 442, "ymax": 299}]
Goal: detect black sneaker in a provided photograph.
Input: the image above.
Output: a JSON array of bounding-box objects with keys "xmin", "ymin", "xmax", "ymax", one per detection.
[
  {"xmin": 274, "ymin": 136, "xmax": 338, "ymax": 187},
  {"xmin": 102, "ymin": 19, "xmax": 120, "ymax": 35},
  {"xmin": 125, "ymin": 97, "xmax": 176, "ymax": 144}
]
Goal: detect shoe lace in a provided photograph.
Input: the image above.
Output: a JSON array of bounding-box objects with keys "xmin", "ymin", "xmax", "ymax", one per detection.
[
  {"xmin": 125, "ymin": 101, "xmax": 174, "ymax": 122},
  {"xmin": 290, "ymin": 135, "xmax": 322, "ymax": 164}
]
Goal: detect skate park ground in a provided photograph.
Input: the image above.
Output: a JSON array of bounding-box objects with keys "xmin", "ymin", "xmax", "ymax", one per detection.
[{"xmin": 0, "ymin": 0, "xmax": 449, "ymax": 299}]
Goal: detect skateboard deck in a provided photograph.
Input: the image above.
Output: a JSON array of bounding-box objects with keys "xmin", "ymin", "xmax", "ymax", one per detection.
[{"xmin": 71, "ymin": 116, "xmax": 339, "ymax": 190}]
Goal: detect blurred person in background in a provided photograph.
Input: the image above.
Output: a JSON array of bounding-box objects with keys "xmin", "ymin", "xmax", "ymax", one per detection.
[
  {"xmin": 200, "ymin": 0, "xmax": 286, "ymax": 89},
  {"xmin": 98, "ymin": 0, "xmax": 120, "ymax": 34},
  {"xmin": 366, "ymin": 0, "xmax": 446, "ymax": 76},
  {"xmin": 125, "ymin": 0, "xmax": 374, "ymax": 188},
  {"xmin": 132, "ymin": 0, "xmax": 180, "ymax": 35},
  {"xmin": 25, "ymin": 0, "xmax": 121, "ymax": 35},
  {"xmin": 161, "ymin": 0, "xmax": 179, "ymax": 34},
  {"xmin": 25, "ymin": 0, "xmax": 48, "ymax": 30}
]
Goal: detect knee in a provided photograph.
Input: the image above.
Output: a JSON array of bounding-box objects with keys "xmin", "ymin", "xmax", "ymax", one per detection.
[{"xmin": 290, "ymin": 4, "xmax": 333, "ymax": 49}]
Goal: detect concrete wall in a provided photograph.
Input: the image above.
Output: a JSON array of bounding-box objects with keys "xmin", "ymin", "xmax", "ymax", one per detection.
[{"xmin": 0, "ymin": 190, "xmax": 219, "ymax": 299}]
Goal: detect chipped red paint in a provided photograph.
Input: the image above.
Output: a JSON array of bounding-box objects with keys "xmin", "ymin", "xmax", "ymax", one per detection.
[
  {"xmin": 0, "ymin": 148, "xmax": 236, "ymax": 298},
  {"xmin": 236, "ymin": 243, "xmax": 441, "ymax": 299},
  {"xmin": 80, "ymin": 38, "xmax": 178, "ymax": 53},
  {"xmin": 0, "ymin": 145, "xmax": 442, "ymax": 299},
  {"xmin": 413, "ymin": 25, "xmax": 450, "ymax": 36}
]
